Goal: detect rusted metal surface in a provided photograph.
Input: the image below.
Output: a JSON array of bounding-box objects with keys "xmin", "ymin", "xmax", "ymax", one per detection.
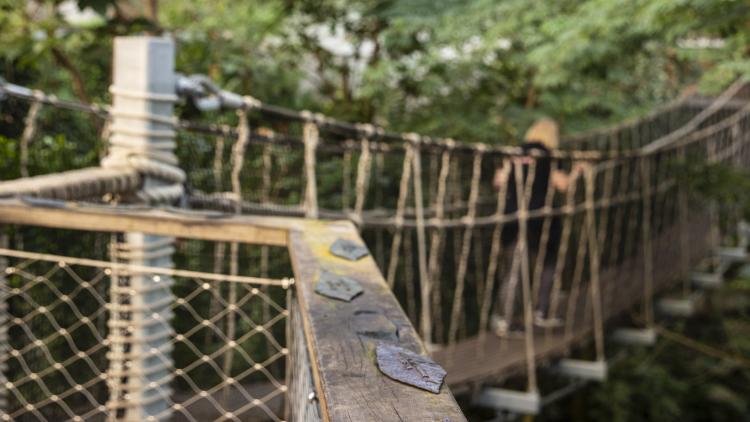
[
  {"xmin": 375, "ymin": 343, "xmax": 447, "ymax": 394},
  {"xmin": 315, "ymin": 270, "xmax": 363, "ymax": 302},
  {"xmin": 329, "ymin": 238, "xmax": 369, "ymax": 261}
]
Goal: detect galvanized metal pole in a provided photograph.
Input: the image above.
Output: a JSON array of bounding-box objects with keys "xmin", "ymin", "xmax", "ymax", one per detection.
[
  {"xmin": 104, "ymin": 36, "xmax": 178, "ymax": 422},
  {"xmin": 0, "ymin": 233, "xmax": 7, "ymax": 420}
]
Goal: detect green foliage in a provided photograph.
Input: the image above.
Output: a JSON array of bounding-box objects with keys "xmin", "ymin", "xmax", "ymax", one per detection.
[
  {"xmin": 675, "ymin": 157, "xmax": 750, "ymax": 221},
  {"xmin": 2, "ymin": 2, "xmax": 750, "ymax": 420},
  {"xmin": 3, "ymin": 0, "xmax": 750, "ymax": 148},
  {"xmin": 541, "ymin": 276, "xmax": 750, "ymax": 422}
]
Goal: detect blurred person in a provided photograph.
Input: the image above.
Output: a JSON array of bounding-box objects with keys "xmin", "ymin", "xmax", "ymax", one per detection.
[{"xmin": 492, "ymin": 118, "xmax": 588, "ymax": 334}]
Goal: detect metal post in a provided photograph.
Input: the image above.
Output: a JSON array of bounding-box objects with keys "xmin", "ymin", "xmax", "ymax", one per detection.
[
  {"xmin": 0, "ymin": 233, "xmax": 7, "ymax": 420},
  {"xmin": 104, "ymin": 36, "xmax": 178, "ymax": 422}
]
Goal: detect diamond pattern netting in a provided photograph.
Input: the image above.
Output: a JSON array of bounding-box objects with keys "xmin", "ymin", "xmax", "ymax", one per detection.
[
  {"xmin": 0, "ymin": 238, "xmax": 293, "ymax": 422},
  {"xmin": 3, "ymin": 257, "xmax": 110, "ymax": 422}
]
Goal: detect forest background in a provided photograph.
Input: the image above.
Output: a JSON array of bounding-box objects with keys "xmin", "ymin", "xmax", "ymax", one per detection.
[{"xmin": 1, "ymin": 1, "xmax": 750, "ymax": 420}]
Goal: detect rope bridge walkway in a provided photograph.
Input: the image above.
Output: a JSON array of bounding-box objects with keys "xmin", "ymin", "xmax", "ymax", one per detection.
[{"xmin": 0, "ymin": 36, "xmax": 749, "ymax": 421}]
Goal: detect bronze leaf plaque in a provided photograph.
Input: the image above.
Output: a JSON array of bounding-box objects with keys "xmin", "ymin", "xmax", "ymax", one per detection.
[
  {"xmin": 330, "ymin": 238, "xmax": 369, "ymax": 261},
  {"xmin": 375, "ymin": 343, "xmax": 446, "ymax": 394},
  {"xmin": 314, "ymin": 270, "xmax": 363, "ymax": 302}
]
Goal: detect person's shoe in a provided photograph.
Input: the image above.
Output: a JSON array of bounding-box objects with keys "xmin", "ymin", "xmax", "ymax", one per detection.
[
  {"xmin": 490, "ymin": 315, "xmax": 509, "ymax": 336},
  {"xmin": 534, "ymin": 310, "xmax": 562, "ymax": 328}
]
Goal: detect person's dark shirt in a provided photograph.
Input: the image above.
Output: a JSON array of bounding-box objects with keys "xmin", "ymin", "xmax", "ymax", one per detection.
[
  {"xmin": 501, "ymin": 141, "xmax": 563, "ymax": 252},
  {"xmin": 504, "ymin": 141, "xmax": 556, "ymax": 214}
]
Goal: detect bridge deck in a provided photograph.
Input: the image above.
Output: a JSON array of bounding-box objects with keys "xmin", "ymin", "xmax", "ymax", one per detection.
[{"xmin": 435, "ymin": 212, "xmax": 712, "ymax": 388}]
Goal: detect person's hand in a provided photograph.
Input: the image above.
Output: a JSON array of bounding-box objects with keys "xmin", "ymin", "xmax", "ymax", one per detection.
[
  {"xmin": 493, "ymin": 167, "xmax": 508, "ymax": 189},
  {"xmin": 572, "ymin": 161, "xmax": 591, "ymax": 176}
]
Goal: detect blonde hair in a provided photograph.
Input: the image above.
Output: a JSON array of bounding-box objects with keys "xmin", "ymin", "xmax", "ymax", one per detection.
[{"xmin": 524, "ymin": 118, "xmax": 559, "ymax": 150}]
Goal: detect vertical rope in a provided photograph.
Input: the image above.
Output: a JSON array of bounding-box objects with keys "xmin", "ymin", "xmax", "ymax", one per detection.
[
  {"xmin": 342, "ymin": 143, "xmax": 353, "ymax": 210},
  {"xmin": 261, "ymin": 142, "xmax": 273, "ymax": 363},
  {"xmin": 607, "ymin": 158, "xmax": 633, "ymax": 268},
  {"xmin": 404, "ymin": 230, "xmax": 417, "ymax": 322},
  {"xmin": 374, "ymin": 152, "xmax": 386, "ymax": 268},
  {"xmin": 530, "ymin": 161, "xmax": 557, "ymax": 311},
  {"xmin": 640, "ymin": 157, "xmax": 655, "ymax": 328},
  {"xmin": 564, "ymin": 204, "xmax": 590, "ymax": 342},
  {"xmin": 386, "ymin": 144, "xmax": 414, "ymax": 288},
  {"xmin": 546, "ymin": 169, "xmax": 579, "ymax": 340},
  {"xmin": 261, "ymin": 145, "xmax": 273, "ymax": 277},
  {"xmin": 447, "ymin": 147, "xmax": 484, "ymax": 345},
  {"xmin": 20, "ymin": 100, "xmax": 42, "ymax": 178},
  {"xmin": 353, "ymin": 137, "xmax": 372, "ymax": 224},
  {"xmin": 473, "ymin": 229, "xmax": 486, "ymax": 314},
  {"xmin": 585, "ymin": 167, "xmax": 605, "ymax": 361},
  {"xmin": 427, "ymin": 143, "xmax": 453, "ymax": 344},
  {"xmin": 207, "ymin": 136, "xmax": 226, "ymax": 347},
  {"xmin": 621, "ymin": 159, "xmax": 642, "ymax": 266},
  {"xmin": 706, "ymin": 128, "xmax": 721, "ymax": 252},
  {"xmin": 479, "ymin": 159, "xmax": 510, "ymax": 337},
  {"xmin": 597, "ymin": 143, "xmax": 619, "ymax": 250},
  {"xmin": 303, "ymin": 121, "xmax": 319, "ymax": 218},
  {"xmin": 409, "ymin": 137, "xmax": 432, "ymax": 342},
  {"xmin": 512, "ymin": 160, "xmax": 538, "ymax": 392},
  {"xmin": 223, "ymin": 109, "xmax": 250, "ymax": 402},
  {"xmin": 499, "ymin": 161, "xmax": 537, "ymax": 338}
]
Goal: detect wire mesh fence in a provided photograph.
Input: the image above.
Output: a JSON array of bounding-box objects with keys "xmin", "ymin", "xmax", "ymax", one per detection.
[{"xmin": 0, "ymin": 227, "xmax": 293, "ymax": 422}]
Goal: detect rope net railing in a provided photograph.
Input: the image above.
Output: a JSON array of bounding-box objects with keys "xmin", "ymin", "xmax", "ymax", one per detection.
[
  {"xmin": 1, "ymin": 72, "xmax": 749, "ymax": 404},
  {"xmin": 0, "ymin": 226, "xmax": 293, "ymax": 422}
]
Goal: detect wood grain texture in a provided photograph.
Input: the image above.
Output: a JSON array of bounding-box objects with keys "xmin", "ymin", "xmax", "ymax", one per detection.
[
  {"xmin": 288, "ymin": 220, "xmax": 466, "ymax": 422},
  {"xmin": 0, "ymin": 199, "xmax": 290, "ymax": 246}
]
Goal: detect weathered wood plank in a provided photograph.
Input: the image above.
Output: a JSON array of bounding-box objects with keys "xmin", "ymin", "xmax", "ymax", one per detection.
[
  {"xmin": 288, "ymin": 219, "xmax": 466, "ymax": 422},
  {"xmin": 0, "ymin": 198, "xmax": 288, "ymax": 246}
]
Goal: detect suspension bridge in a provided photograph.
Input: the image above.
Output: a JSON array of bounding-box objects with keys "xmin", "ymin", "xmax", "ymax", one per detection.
[{"xmin": 0, "ymin": 36, "xmax": 748, "ymax": 421}]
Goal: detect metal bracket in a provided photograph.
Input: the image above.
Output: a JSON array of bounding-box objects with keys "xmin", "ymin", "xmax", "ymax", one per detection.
[
  {"xmin": 554, "ymin": 359, "xmax": 607, "ymax": 382},
  {"xmin": 330, "ymin": 238, "xmax": 369, "ymax": 261},
  {"xmin": 475, "ymin": 388, "xmax": 540, "ymax": 415},
  {"xmin": 376, "ymin": 343, "xmax": 446, "ymax": 394},
  {"xmin": 691, "ymin": 271, "xmax": 722, "ymax": 289},
  {"xmin": 314, "ymin": 270, "xmax": 363, "ymax": 302},
  {"xmin": 658, "ymin": 294, "xmax": 701, "ymax": 317},
  {"xmin": 612, "ymin": 328, "xmax": 657, "ymax": 346},
  {"xmin": 719, "ymin": 246, "xmax": 747, "ymax": 264}
]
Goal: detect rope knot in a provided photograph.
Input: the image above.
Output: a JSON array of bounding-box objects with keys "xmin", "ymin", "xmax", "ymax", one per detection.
[
  {"xmin": 356, "ymin": 123, "xmax": 376, "ymax": 137},
  {"xmin": 242, "ymin": 95, "xmax": 262, "ymax": 110},
  {"xmin": 460, "ymin": 216, "xmax": 476, "ymax": 227},
  {"xmin": 300, "ymin": 110, "xmax": 327, "ymax": 125},
  {"xmin": 32, "ymin": 89, "xmax": 46, "ymax": 101},
  {"xmin": 403, "ymin": 132, "xmax": 421, "ymax": 145},
  {"xmin": 300, "ymin": 110, "xmax": 314, "ymax": 122}
]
